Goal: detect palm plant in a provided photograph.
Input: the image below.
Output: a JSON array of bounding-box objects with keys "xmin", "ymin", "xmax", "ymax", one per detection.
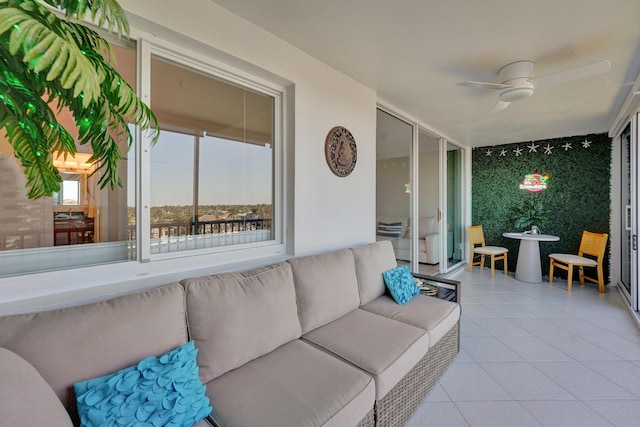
[{"xmin": 0, "ymin": 0, "xmax": 159, "ymax": 199}]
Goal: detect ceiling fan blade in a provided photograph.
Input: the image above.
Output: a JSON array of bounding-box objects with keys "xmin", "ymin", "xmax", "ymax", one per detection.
[
  {"xmin": 491, "ymin": 100, "xmax": 511, "ymax": 112},
  {"xmin": 458, "ymin": 81, "xmax": 512, "ymax": 90},
  {"xmin": 535, "ymin": 59, "xmax": 611, "ymax": 88}
]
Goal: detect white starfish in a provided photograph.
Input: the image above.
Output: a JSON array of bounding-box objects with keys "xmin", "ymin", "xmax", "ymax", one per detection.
[
  {"xmin": 527, "ymin": 143, "xmax": 539, "ymax": 153},
  {"xmin": 562, "ymin": 142, "xmax": 572, "ymax": 151},
  {"xmin": 485, "ymin": 149, "xmax": 493, "ymax": 156},
  {"xmin": 499, "ymin": 149, "xmax": 508, "ymax": 157},
  {"xmin": 544, "ymin": 144, "xmax": 554, "ymax": 155},
  {"xmin": 582, "ymin": 139, "xmax": 592, "ymax": 148},
  {"xmin": 513, "ymin": 147, "xmax": 523, "ymax": 157}
]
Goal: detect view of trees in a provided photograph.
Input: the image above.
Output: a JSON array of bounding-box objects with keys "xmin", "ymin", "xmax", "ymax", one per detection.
[{"xmin": 128, "ymin": 204, "xmax": 272, "ymax": 225}]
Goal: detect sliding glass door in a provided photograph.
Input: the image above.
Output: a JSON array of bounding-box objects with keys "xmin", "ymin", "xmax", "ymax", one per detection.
[
  {"xmin": 376, "ymin": 109, "xmax": 414, "ymax": 268},
  {"xmin": 444, "ymin": 141, "xmax": 465, "ymax": 270},
  {"xmin": 620, "ymin": 118, "xmax": 638, "ymax": 312},
  {"xmin": 376, "ymin": 107, "xmax": 466, "ymax": 274}
]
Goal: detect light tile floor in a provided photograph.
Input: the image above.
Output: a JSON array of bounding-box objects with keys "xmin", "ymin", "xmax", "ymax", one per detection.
[{"xmin": 406, "ymin": 268, "xmax": 640, "ymax": 427}]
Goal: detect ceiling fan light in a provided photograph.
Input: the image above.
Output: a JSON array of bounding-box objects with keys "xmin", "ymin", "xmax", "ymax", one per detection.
[{"xmin": 499, "ymin": 86, "xmax": 534, "ymax": 102}]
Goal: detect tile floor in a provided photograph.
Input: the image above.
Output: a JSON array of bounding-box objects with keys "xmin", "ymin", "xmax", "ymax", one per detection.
[{"xmin": 406, "ymin": 267, "xmax": 640, "ymax": 427}]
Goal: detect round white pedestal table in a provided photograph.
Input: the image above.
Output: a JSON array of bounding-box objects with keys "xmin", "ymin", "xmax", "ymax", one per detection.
[{"xmin": 503, "ymin": 232, "xmax": 560, "ymax": 283}]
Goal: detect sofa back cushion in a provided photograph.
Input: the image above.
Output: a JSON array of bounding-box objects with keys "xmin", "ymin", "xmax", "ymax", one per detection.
[
  {"xmin": 351, "ymin": 241, "xmax": 398, "ymax": 305},
  {"xmin": 0, "ymin": 284, "xmax": 188, "ymax": 423},
  {"xmin": 0, "ymin": 347, "xmax": 74, "ymax": 427},
  {"xmin": 182, "ymin": 262, "xmax": 301, "ymax": 383},
  {"xmin": 288, "ymin": 248, "xmax": 361, "ymax": 334},
  {"xmin": 418, "ymin": 216, "xmax": 438, "ymax": 238}
]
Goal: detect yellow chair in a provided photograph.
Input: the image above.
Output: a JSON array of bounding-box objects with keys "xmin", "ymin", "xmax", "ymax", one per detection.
[
  {"xmin": 468, "ymin": 225, "xmax": 508, "ymax": 278},
  {"xmin": 548, "ymin": 231, "xmax": 608, "ymax": 292}
]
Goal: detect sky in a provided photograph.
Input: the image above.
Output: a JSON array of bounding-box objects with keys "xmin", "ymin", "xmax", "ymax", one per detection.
[{"xmin": 127, "ymin": 131, "xmax": 273, "ymax": 207}]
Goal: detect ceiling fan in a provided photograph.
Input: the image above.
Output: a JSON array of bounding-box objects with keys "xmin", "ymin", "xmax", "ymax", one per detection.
[{"xmin": 458, "ymin": 59, "xmax": 611, "ymax": 112}]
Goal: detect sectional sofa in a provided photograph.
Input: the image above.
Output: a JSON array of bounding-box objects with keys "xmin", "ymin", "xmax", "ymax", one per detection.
[{"xmin": 0, "ymin": 240, "xmax": 460, "ymax": 427}]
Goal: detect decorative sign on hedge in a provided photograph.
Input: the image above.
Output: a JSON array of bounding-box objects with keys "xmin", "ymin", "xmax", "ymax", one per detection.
[{"xmin": 520, "ymin": 173, "xmax": 549, "ymax": 192}]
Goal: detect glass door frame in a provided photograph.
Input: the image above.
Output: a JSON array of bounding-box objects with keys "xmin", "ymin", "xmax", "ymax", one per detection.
[
  {"xmin": 439, "ymin": 139, "xmax": 467, "ymax": 273},
  {"xmin": 616, "ymin": 112, "xmax": 639, "ymax": 315},
  {"xmin": 623, "ymin": 113, "xmax": 639, "ymax": 312}
]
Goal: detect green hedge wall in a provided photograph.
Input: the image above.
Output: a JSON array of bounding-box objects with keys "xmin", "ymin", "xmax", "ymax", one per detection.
[{"xmin": 471, "ymin": 133, "xmax": 611, "ymax": 278}]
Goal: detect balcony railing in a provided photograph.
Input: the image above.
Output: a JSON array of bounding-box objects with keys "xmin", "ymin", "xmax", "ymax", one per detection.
[{"xmin": 128, "ymin": 218, "xmax": 272, "ymax": 241}]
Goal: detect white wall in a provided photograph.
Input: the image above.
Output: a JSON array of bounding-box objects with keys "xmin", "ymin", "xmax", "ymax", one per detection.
[
  {"xmin": 376, "ymin": 152, "xmax": 439, "ymax": 219},
  {"xmin": 0, "ymin": 0, "xmax": 377, "ymax": 311}
]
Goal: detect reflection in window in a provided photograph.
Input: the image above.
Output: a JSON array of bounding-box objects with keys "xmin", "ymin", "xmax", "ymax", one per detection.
[
  {"xmin": 0, "ymin": 42, "xmax": 137, "ymax": 277},
  {"xmin": 149, "ymin": 55, "xmax": 275, "ymax": 254}
]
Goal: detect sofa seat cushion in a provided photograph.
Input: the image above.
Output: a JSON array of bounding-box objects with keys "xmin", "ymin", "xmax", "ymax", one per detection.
[
  {"xmin": 362, "ymin": 294, "xmax": 461, "ymax": 346},
  {"xmin": 351, "ymin": 241, "xmax": 398, "ymax": 305},
  {"xmin": 0, "ymin": 284, "xmax": 189, "ymax": 423},
  {"xmin": 303, "ymin": 309, "xmax": 429, "ymax": 400},
  {"xmin": 0, "ymin": 347, "xmax": 74, "ymax": 427},
  {"xmin": 183, "ymin": 262, "xmax": 301, "ymax": 383},
  {"xmin": 206, "ymin": 340, "xmax": 374, "ymax": 427},
  {"xmin": 288, "ymin": 249, "xmax": 361, "ymax": 334}
]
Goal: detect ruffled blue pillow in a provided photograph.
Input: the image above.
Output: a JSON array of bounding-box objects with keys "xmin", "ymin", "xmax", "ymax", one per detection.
[
  {"xmin": 74, "ymin": 341, "xmax": 212, "ymax": 427},
  {"xmin": 382, "ymin": 265, "xmax": 420, "ymax": 305}
]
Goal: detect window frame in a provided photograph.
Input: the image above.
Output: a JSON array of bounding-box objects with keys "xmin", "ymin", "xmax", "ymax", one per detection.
[{"xmin": 140, "ymin": 40, "xmax": 284, "ymax": 262}]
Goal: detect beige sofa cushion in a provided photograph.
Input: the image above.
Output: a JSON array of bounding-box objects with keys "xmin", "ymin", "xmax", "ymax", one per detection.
[
  {"xmin": 351, "ymin": 241, "xmax": 398, "ymax": 305},
  {"xmin": 207, "ymin": 340, "xmax": 375, "ymax": 427},
  {"xmin": 183, "ymin": 262, "xmax": 301, "ymax": 383},
  {"xmin": 0, "ymin": 347, "xmax": 74, "ymax": 427},
  {"xmin": 362, "ymin": 294, "xmax": 461, "ymax": 346},
  {"xmin": 288, "ymin": 248, "xmax": 361, "ymax": 333},
  {"xmin": 0, "ymin": 284, "xmax": 188, "ymax": 423},
  {"xmin": 418, "ymin": 216, "xmax": 438, "ymax": 238},
  {"xmin": 303, "ymin": 309, "xmax": 429, "ymax": 399}
]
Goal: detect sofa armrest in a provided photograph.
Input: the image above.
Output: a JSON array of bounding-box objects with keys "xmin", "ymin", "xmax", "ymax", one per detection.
[
  {"xmin": 412, "ymin": 273, "xmax": 460, "ymax": 303},
  {"xmin": 422, "ymin": 233, "xmax": 440, "ymax": 264}
]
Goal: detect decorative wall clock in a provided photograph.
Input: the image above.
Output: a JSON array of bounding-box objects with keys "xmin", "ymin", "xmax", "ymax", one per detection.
[{"xmin": 325, "ymin": 126, "xmax": 357, "ymax": 177}]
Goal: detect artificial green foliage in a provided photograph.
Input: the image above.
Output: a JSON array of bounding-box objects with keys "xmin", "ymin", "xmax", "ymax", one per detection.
[
  {"xmin": 472, "ymin": 133, "xmax": 611, "ymax": 279},
  {"xmin": 0, "ymin": 0, "xmax": 159, "ymax": 199},
  {"xmin": 513, "ymin": 198, "xmax": 548, "ymax": 230}
]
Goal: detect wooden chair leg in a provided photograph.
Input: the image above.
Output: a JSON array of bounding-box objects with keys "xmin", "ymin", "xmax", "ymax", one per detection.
[
  {"xmin": 503, "ymin": 255, "xmax": 508, "ymax": 275},
  {"xmin": 549, "ymin": 260, "xmax": 555, "ymax": 283},
  {"xmin": 567, "ymin": 264, "xmax": 574, "ymax": 292},
  {"xmin": 597, "ymin": 266, "xmax": 605, "ymax": 293},
  {"xmin": 490, "ymin": 255, "xmax": 495, "ymax": 278},
  {"xmin": 479, "ymin": 255, "xmax": 485, "ymax": 272},
  {"xmin": 578, "ymin": 266, "xmax": 585, "ymax": 285}
]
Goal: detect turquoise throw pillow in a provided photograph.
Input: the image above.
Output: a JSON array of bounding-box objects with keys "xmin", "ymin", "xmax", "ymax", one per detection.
[
  {"xmin": 74, "ymin": 341, "xmax": 212, "ymax": 427},
  {"xmin": 382, "ymin": 265, "xmax": 420, "ymax": 305}
]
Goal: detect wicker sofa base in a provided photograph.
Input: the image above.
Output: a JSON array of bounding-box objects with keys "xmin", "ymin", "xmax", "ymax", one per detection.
[
  {"xmin": 374, "ymin": 321, "xmax": 460, "ymax": 427},
  {"xmin": 356, "ymin": 408, "xmax": 376, "ymax": 427}
]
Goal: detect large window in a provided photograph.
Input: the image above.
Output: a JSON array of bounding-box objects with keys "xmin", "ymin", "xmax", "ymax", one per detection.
[
  {"xmin": 147, "ymin": 54, "xmax": 276, "ymax": 255},
  {"xmin": 0, "ymin": 42, "xmax": 137, "ymax": 277},
  {"xmin": 0, "ymin": 39, "xmax": 282, "ymax": 279}
]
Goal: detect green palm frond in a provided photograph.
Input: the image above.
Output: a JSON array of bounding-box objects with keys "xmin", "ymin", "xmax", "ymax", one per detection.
[
  {"xmin": 42, "ymin": 0, "xmax": 129, "ymax": 35},
  {"xmin": 0, "ymin": 2, "xmax": 105, "ymax": 106},
  {"xmin": 0, "ymin": 0, "xmax": 159, "ymax": 199}
]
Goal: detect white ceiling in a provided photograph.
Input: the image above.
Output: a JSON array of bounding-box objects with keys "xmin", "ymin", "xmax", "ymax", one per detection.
[{"xmin": 210, "ymin": 0, "xmax": 640, "ymax": 148}]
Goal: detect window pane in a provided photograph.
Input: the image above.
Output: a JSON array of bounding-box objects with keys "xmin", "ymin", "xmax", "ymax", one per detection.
[
  {"xmin": 149, "ymin": 54, "xmax": 275, "ymax": 254},
  {"xmin": 0, "ymin": 43, "xmax": 137, "ymax": 277},
  {"xmin": 149, "ymin": 131, "xmax": 195, "ymax": 254}
]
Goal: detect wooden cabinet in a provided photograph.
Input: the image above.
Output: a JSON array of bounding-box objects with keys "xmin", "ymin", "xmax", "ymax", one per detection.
[{"xmin": 54, "ymin": 218, "xmax": 94, "ymax": 246}]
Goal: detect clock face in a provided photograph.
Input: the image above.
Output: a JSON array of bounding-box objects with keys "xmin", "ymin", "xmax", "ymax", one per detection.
[{"xmin": 325, "ymin": 126, "xmax": 357, "ymax": 177}]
